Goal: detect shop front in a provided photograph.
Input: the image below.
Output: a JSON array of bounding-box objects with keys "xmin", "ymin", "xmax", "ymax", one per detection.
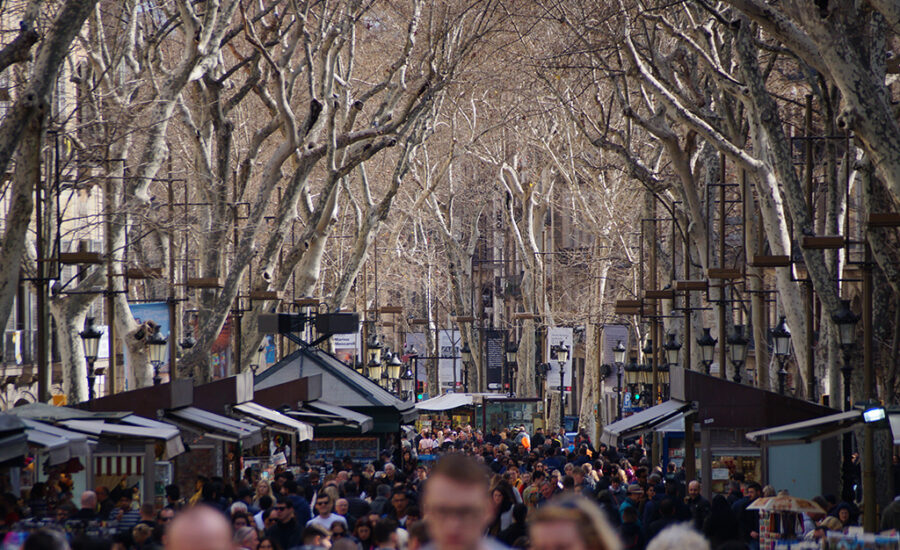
[{"xmin": 601, "ymin": 367, "xmax": 836, "ymax": 499}]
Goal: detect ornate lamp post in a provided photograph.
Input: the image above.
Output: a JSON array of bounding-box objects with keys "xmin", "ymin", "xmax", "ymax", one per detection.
[
  {"xmin": 613, "ymin": 340, "xmax": 626, "ymax": 419},
  {"xmin": 407, "ymin": 345, "xmax": 420, "ymax": 401},
  {"xmin": 552, "ymin": 343, "xmax": 570, "ymax": 430},
  {"xmin": 727, "ymin": 325, "xmax": 750, "ymax": 384},
  {"xmin": 400, "ymin": 365, "xmax": 414, "ymax": 401},
  {"xmin": 505, "ymin": 339, "xmax": 518, "ymax": 396},
  {"xmin": 147, "ymin": 326, "xmax": 168, "ymax": 386},
  {"xmin": 80, "ymin": 317, "xmax": 103, "ymax": 401},
  {"xmin": 387, "ymin": 350, "xmax": 403, "ymax": 394},
  {"xmin": 832, "ymin": 299, "xmax": 859, "ymax": 503},
  {"xmin": 772, "ymin": 316, "xmax": 792, "ymax": 395},
  {"xmin": 460, "ymin": 342, "xmax": 472, "ymax": 393},
  {"xmin": 663, "ymin": 332, "xmax": 681, "ymax": 367}
]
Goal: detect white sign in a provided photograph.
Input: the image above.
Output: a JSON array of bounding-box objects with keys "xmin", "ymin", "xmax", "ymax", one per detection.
[
  {"xmin": 546, "ymin": 327, "xmax": 573, "ymax": 390},
  {"xmin": 602, "ymin": 325, "xmax": 629, "ymax": 364},
  {"xmin": 438, "ymin": 329, "xmax": 462, "ymax": 389}
]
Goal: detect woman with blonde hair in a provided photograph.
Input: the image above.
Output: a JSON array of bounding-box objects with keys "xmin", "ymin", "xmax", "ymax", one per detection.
[
  {"xmin": 252, "ymin": 480, "xmax": 271, "ymax": 509},
  {"xmin": 529, "ymin": 497, "xmax": 621, "ymax": 550}
]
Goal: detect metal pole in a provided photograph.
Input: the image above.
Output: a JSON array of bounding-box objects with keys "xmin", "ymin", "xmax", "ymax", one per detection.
[
  {"xmin": 648, "ymin": 193, "xmax": 660, "ymax": 465},
  {"xmin": 718, "ymin": 154, "xmax": 727, "ymax": 379},
  {"xmin": 35, "ymin": 131, "xmax": 49, "ymax": 402},
  {"xmin": 168, "ymin": 174, "xmax": 178, "ymax": 381},
  {"xmin": 804, "ymin": 95, "xmax": 816, "ymax": 401},
  {"xmin": 559, "ymin": 366, "xmax": 565, "ymax": 431},
  {"xmin": 841, "ymin": 348, "xmax": 854, "ymax": 503},
  {"xmin": 616, "ymin": 364, "xmax": 623, "ymax": 421},
  {"xmin": 105, "ymin": 175, "xmax": 117, "ymax": 393},
  {"xmin": 863, "ymin": 243, "xmax": 876, "ymax": 531}
]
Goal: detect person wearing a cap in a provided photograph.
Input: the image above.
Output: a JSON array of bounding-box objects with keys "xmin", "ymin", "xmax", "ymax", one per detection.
[{"xmin": 618, "ymin": 483, "xmax": 645, "ymax": 525}]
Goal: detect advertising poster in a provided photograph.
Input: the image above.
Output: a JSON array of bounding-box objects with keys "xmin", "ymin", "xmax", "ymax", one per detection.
[
  {"xmin": 333, "ymin": 331, "xmax": 359, "ymax": 366},
  {"xmin": 546, "ymin": 327, "xmax": 573, "ymax": 390},
  {"xmin": 438, "ymin": 329, "xmax": 462, "ymax": 390}
]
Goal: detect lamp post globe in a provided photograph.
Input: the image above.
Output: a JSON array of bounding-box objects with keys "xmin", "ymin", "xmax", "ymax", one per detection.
[
  {"xmin": 726, "ymin": 325, "xmax": 750, "ymax": 384},
  {"xmin": 696, "ymin": 327, "xmax": 717, "ymax": 375},
  {"xmin": 367, "ymin": 333, "xmax": 383, "ymax": 364},
  {"xmin": 147, "ymin": 326, "xmax": 168, "ymax": 386},
  {"xmin": 663, "ymin": 332, "xmax": 681, "ymax": 367},
  {"xmin": 772, "ymin": 316, "xmax": 791, "ymax": 395},
  {"xmin": 80, "ymin": 317, "xmax": 104, "ymax": 401},
  {"xmin": 613, "ymin": 340, "xmax": 626, "ymax": 365}
]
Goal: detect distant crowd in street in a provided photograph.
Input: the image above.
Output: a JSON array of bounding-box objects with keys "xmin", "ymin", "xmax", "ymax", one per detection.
[{"xmin": 4, "ymin": 424, "xmax": 900, "ymax": 550}]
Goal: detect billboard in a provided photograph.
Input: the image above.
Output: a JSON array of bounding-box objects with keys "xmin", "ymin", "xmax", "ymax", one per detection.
[
  {"xmin": 602, "ymin": 325, "xmax": 630, "ymax": 364},
  {"xmin": 438, "ymin": 329, "xmax": 462, "ymax": 390},
  {"xmin": 546, "ymin": 327, "xmax": 574, "ymax": 390}
]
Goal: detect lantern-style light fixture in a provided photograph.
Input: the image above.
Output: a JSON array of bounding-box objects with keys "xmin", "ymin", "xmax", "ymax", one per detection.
[
  {"xmin": 663, "ymin": 332, "xmax": 681, "ymax": 367},
  {"xmin": 400, "ymin": 367, "xmax": 414, "ymax": 396},
  {"xmin": 80, "ymin": 317, "xmax": 104, "ymax": 401},
  {"xmin": 555, "ymin": 343, "xmax": 570, "ymax": 364},
  {"xmin": 506, "ymin": 340, "xmax": 518, "ymax": 364},
  {"xmin": 772, "ymin": 316, "xmax": 792, "ymax": 357},
  {"xmin": 387, "ymin": 351, "xmax": 404, "ymax": 380},
  {"xmin": 697, "ymin": 327, "xmax": 717, "ymax": 373},
  {"xmin": 831, "ymin": 299, "xmax": 859, "ymax": 349},
  {"xmin": 147, "ymin": 326, "xmax": 168, "ymax": 385},
  {"xmin": 367, "ymin": 333, "xmax": 383, "ymax": 364},
  {"xmin": 727, "ymin": 325, "xmax": 750, "ymax": 365},
  {"xmin": 613, "ymin": 340, "xmax": 626, "ymax": 364},
  {"xmin": 80, "ymin": 317, "xmax": 103, "ymax": 362},
  {"xmin": 642, "ymin": 337, "xmax": 653, "ymax": 360},
  {"xmin": 624, "ymin": 362, "xmax": 639, "ymax": 386},
  {"xmin": 461, "ymin": 342, "xmax": 472, "ymax": 364}
]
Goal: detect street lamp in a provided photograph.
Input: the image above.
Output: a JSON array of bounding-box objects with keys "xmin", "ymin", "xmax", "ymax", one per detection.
[
  {"xmin": 387, "ymin": 350, "xmax": 404, "ymax": 387},
  {"xmin": 147, "ymin": 326, "xmax": 168, "ymax": 386},
  {"xmin": 772, "ymin": 316, "xmax": 792, "ymax": 395},
  {"xmin": 460, "ymin": 342, "xmax": 472, "ymax": 393},
  {"xmin": 80, "ymin": 317, "xmax": 103, "ymax": 401},
  {"xmin": 506, "ymin": 339, "xmax": 518, "ymax": 395},
  {"xmin": 367, "ymin": 333, "xmax": 383, "ymax": 364},
  {"xmin": 697, "ymin": 327, "xmax": 717, "ymax": 375},
  {"xmin": 552, "ymin": 343, "xmax": 570, "ymax": 430},
  {"xmin": 400, "ymin": 366, "xmax": 414, "ymax": 400},
  {"xmin": 663, "ymin": 332, "xmax": 681, "ymax": 367},
  {"xmin": 727, "ymin": 325, "xmax": 750, "ymax": 384},
  {"xmin": 832, "ymin": 299, "xmax": 859, "ymax": 504},
  {"xmin": 614, "ymin": 340, "xmax": 626, "ymax": 419}
]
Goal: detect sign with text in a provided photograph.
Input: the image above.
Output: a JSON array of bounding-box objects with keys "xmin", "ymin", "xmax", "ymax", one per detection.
[
  {"xmin": 485, "ymin": 330, "xmax": 505, "ymax": 390},
  {"xmin": 546, "ymin": 327, "xmax": 573, "ymax": 390}
]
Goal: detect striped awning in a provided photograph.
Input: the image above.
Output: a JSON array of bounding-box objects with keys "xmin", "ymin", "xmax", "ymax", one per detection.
[{"xmin": 94, "ymin": 454, "xmax": 144, "ymax": 477}]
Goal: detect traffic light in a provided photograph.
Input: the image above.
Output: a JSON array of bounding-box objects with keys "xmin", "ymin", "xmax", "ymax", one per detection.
[{"xmin": 416, "ymin": 380, "xmax": 425, "ymax": 400}]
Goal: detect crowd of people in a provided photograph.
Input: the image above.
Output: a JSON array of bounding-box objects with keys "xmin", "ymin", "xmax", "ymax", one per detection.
[{"xmin": 2, "ymin": 424, "xmax": 894, "ymax": 550}]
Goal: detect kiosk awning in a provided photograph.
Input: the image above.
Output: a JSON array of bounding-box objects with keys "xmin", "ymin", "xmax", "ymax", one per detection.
[
  {"xmin": 20, "ymin": 419, "xmax": 93, "ymax": 465},
  {"xmin": 415, "ymin": 393, "xmax": 474, "ymax": 412},
  {"xmin": 59, "ymin": 416, "xmax": 185, "ymax": 458},
  {"xmin": 303, "ymin": 401, "xmax": 374, "ymax": 433},
  {"xmin": 166, "ymin": 407, "xmax": 263, "ymax": 446},
  {"xmin": 601, "ymin": 400, "xmax": 693, "ymax": 446},
  {"xmin": 233, "ymin": 402, "xmax": 314, "ymax": 441},
  {"xmin": 745, "ymin": 410, "xmax": 861, "ymax": 445}
]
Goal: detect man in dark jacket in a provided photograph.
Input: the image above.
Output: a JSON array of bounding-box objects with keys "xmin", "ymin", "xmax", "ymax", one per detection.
[
  {"xmin": 645, "ymin": 498, "xmax": 679, "ymax": 543},
  {"xmin": 265, "ymin": 496, "xmax": 303, "ymax": 550},
  {"xmin": 685, "ymin": 480, "xmax": 711, "ymax": 532},
  {"xmin": 284, "ymin": 480, "xmax": 311, "ymax": 527},
  {"xmin": 732, "ymin": 482, "xmax": 761, "ymax": 549}
]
